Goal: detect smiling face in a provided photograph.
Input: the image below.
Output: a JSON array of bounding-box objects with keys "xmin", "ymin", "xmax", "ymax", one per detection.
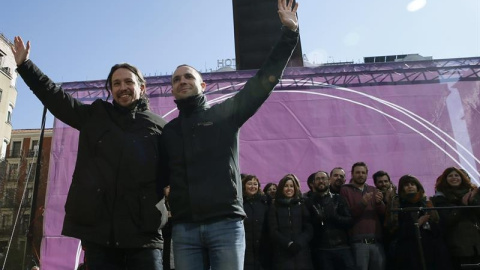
[
  {"xmin": 245, "ymin": 179, "xmax": 259, "ymax": 197},
  {"xmin": 283, "ymin": 180, "xmax": 296, "ymax": 198},
  {"xmin": 446, "ymin": 171, "xmax": 462, "ymax": 187},
  {"xmin": 171, "ymin": 65, "xmax": 206, "ymax": 100},
  {"xmin": 375, "ymin": 175, "xmax": 391, "ymax": 192},
  {"xmin": 111, "ymin": 68, "xmax": 145, "ymax": 107}
]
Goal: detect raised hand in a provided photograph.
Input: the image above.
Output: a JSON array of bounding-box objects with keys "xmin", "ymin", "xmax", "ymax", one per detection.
[
  {"xmin": 10, "ymin": 36, "xmax": 30, "ymax": 66},
  {"xmin": 278, "ymin": 0, "xmax": 299, "ymax": 31}
]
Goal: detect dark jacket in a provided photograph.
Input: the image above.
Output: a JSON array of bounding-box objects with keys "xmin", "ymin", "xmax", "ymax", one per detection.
[
  {"xmin": 161, "ymin": 28, "xmax": 299, "ymax": 223},
  {"xmin": 387, "ymin": 195, "xmax": 451, "ymax": 270},
  {"xmin": 305, "ymin": 191, "xmax": 353, "ymax": 249},
  {"xmin": 243, "ymin": 194, "xmax": 271, "ymax": 270},
  {"xmin": 268, "ymin": 198, "xmax": 314, "ymax": 270},
  {"xmin": 17, "ymin": 60, "xmax": 167, "ymax": 248},
  {"xmin": 431, "ymin": 189, "xmax": 480, "ymax": 258}
]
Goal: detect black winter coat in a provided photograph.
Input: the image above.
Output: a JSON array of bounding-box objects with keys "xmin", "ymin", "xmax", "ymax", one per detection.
[
  {"xmin": 161, "ymin": 28, "xmax": 299, "ymax": 223},
  {"xmin": 17, "ymin": 60, "xmax": 167, "ymax": 248},
  {"xmin": 305, "ymin": 192, "xmax": 353, "ymax": 249},
  {"xmin": 387, "ymin": 196, "xmax": 451, "ymax": 270},
  {"xmin": 268, "ymin": 198, "xmax": 314, "ymax": 270},
  {"xmin": 243, "ymin": 194, "xmax": 271, "ymax": 270},
  {"xmin": 431, "ymin": 190, "xmax": 480, "ymax": 258}
]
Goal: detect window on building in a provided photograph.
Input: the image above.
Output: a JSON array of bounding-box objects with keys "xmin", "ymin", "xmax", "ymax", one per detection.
[
  {"xmin": 5, "ymin": 188, "xmax": 15, "ymax": 205},
  {"xmin": 8, "ymin": 163, "xmax": 18, "ymax": 181},
  {"xmin": 1, "ymin": 214, "xmax": 12, "ymax": 229},
  {"xmin": 6, "ymin": 104, "xmax": 13, "ymax": 124},
  {"xmin": 20, "ymin": 215, "xmax": 30, "ymax": 233},
  {"xmin": 0, "ymin": 49, "xmax": 5, "ymax": 67},
  {"xmin": 0, "ymin": 89, "xmax": 3, "ymax": 103},
  {"xmin": 27, "ymin": 162, "xmax": 36, "ymax": 182},
  {"xmin": 30, "ymin": 140, "xmax": 39, "ymax": 157},
  {"xmin": 10, "ymin": 141, "xmax": 21, "ymax": 158},
  {"xmin": 1, "ymin": 139, "xmax": 7, "ymax": 160}
]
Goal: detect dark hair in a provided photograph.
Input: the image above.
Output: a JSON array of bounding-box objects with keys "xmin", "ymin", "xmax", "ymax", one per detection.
[
  {"xmin": 276, "ymin": 174, "xmax": 301, "ymax": 199},
  {"xmin": 330, "ymin": 167, "xmax": 345, "ymax": 177},
  {"xmin": 372, "ymin": 170, "xmax": 391, "ymax": 185},
  {"xmin": 172, "ymin": 64, "xmax": 204, "ymax": 82},
  {"xmin": 398, "ymin": 174, "xmax": 424, "ymax": 196},
  {"xmin": 351, "ymin": 161, "xmax": 368, "ymax": 175},
  {"xmin": 263, "ymin": 183, "xmax": 277, "ymax": 194},
  {"xmin": 435, "ymin": 167, "xmax": 476, "ymax": 192},
  {"xmin": 307, "ymin": 171, "xmax": 329, "ymax": 190},
  {"xmin": 105, "ymin": 63, "xmax": 146, "ymax": 101},
  {"xmin": 242, "ymin": 174, "xmax": 262, "ymax": 195}
]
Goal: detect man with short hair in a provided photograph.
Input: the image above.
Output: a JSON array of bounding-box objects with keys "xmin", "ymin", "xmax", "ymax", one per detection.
[
  {"xmin": 340, "ymin": 162, "xmax": 386, "ymax": 270},
  {"xmin": 329, "ymin": 167, "xmax": 346, "ymax": 194},
  {"xmin": 160, "ymin": 1, "xmax": 299, "ymax": 269},
  {"xmin": 372, "ymin": 170, "xmax": 396, "ymax": 205},
  {"xmin": 303, "ymin": 172, "xmax": 318, "ymax": 199},
  {"xmin": 305, "ymin": 171, "xmax": 355, "ymax": 270}
]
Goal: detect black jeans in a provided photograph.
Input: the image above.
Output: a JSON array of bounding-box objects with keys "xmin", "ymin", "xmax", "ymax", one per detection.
[{"xmin": 82, "ymin": 241, "xmax": 163, "ymax": 270}]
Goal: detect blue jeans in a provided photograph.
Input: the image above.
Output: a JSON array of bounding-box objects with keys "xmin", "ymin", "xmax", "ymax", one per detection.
[
  {"xmin": 351, "ymin": 243, "xmax": 385, "ymax": 270},
  {"xmin": 172, "ymin": 217, "xmax": 245, "ymax": 270},
  {"xmin": 82, "ymin": 241, "xmax": 163, "ymax": 270}
]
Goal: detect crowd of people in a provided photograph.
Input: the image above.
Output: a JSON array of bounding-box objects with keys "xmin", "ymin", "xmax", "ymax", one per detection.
[{"xmin": 240, "ymin": 163, "xmax": 480, "ymax": 270}]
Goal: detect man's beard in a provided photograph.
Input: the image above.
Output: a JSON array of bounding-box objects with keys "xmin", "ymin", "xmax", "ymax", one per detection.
[{"xmin": 314, "ymin": 185, "xmax": 329, "ymax": 193}]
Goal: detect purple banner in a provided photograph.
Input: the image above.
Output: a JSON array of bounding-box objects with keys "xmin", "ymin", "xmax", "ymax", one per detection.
[{"xmin": 41, "ymin": 58, "xmax": 480, "ymax": 269}]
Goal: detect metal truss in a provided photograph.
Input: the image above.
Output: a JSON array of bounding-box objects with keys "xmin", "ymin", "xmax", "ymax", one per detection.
[{"xmin": 63, "ymin": 57, "xmax": 480, "ymax": 101}]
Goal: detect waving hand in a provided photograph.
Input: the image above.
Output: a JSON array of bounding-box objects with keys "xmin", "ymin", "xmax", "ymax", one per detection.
[
  {"xmin": 278, "ymin": 0, "xmax": 299, "ymax": 31},
  {"xmin": 10, "ymin": 36, "xmax": 31, "ymax": 66}
]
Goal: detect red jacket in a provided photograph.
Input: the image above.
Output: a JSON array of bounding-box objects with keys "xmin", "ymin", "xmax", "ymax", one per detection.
[{"xmin": 340, "ymin": 184, "xmax": 386, "ymax": 242}]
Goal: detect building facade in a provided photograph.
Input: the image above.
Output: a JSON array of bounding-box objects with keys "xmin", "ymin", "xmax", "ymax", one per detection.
[
  {"xmin": 0, "ymin": 33, "xmax": 18, "ymax": 160},
  {"xmin": 0, "ymin": 128, "xmax": 52, "ymax": 269}
]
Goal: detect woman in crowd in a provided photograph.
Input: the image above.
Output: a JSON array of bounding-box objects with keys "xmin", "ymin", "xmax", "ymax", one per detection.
[
  {"xmin": 242, "ymin": 175, "xmax": 271, "ymax": 270},
  {"xmin": 431, "ymin": 167, "xmax": 480, "ymax": 269},
  {"xmin": 263, "ymin": 183, "xmax": 277, "ymax": 205},
  {"xmin": 268, "ymin": 174, "xmax": 313, "ymax": 270},
  {"xmin": 385, "ymin": 174, "xmax": 451, "ymax": 270}
]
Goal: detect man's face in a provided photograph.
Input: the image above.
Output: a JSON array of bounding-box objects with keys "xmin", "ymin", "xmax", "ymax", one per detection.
[
  {"xmin": 313, "ymin": 172, "xmax": 329, "ymax": 193},
  {"xmin": 171, "ymin": 66, "xmax": 206, "ymax": 100},
  {"xmin": 111, "ymin": 68, "xmax": 144, "ymax": 107},
  {"xmin": 352, "ymin": 166, "xmax": 368, "ymax": 187},
  {"xmin": 375, "ymin": 175, "xmax": 391, "ymax": 192},
  {"xmin": 329, "ymin": 168, "xmax": 346, "ymax": 189}
]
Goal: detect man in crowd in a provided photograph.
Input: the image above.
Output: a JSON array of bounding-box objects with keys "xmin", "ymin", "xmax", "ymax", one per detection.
[
  {"xmin": 372, "ymin": 170, "xmax": 396, "ymax": 205},
  {"xmin": 160, "ymin": 0, "xmax": 300, "ymax": 269},
  {"xmin": 340, "ymin": 162, "xmax": 386, "ymax": 270},
  {"xmin": 329, "ymin": 167, "xmax": 346, "ymax": 194},
  {"xmin": 305, "ymin": 170, "xmax": 355, "ymax": 270},
  {"xmin": 303, "ymin": 172, "xmax": 317, "ymax": 199}
]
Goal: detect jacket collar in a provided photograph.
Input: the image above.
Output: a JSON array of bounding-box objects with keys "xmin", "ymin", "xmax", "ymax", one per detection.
[{"xmin": 174, "ymin": 94, "xmax": 209, "ymax": 116}]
